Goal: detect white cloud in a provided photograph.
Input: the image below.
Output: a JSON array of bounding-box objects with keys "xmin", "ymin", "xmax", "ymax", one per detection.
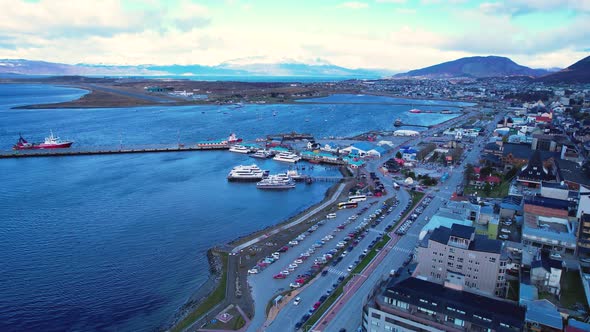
[
  {"xmin": 376, "ymin": 0, "xmax": 406, "ymax": 3},
  {"xmin": 338, "ymin": 2, "xmax": 369, "ymax": 9},
  {"xmin": 480, "ymin": 0, "xmax": 590, "ymax": 15}
]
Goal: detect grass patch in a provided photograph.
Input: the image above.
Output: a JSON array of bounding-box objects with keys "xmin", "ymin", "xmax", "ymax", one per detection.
[
  {"xmin": 560, "ymin": 271, "xmax": 588, "ymax": 310},
  {"xmin": 506, "ymin": 280, "xmax": 519, "ymax": 301},
  {"xmin": 232, "ymin": 314, "xmax": 246, "ymax": 330},
  {"xmin": 352, "ymin": 234, "xmax": 391, "ymax": 275},
  {"xmin": 399, "ymin": 191, "xmax": 424, "ymax": 221},
  {"xmin": 172, "ymin": 252, "xmax": 228, "ymax": 332},
  {"xmin": 463, "ymin": 181, "xmax": 510, "ymax": 198}
]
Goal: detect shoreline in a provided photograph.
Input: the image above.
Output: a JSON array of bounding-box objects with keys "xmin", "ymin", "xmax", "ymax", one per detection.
[
  {"xmin": 166, "ymin": 167, "xmax": 353, "ymax": 331},
  {"xmin": 6, "ymin": 81, "xmax": 476, "ymax": 110}
]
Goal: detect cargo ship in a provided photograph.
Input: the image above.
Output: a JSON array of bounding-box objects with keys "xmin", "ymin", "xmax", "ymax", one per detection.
[{"xmin": 13, "ymin": 131, "xmax": 73, "ymax": 150}]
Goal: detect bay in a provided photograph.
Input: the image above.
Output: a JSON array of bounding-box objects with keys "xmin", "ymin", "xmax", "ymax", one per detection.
[{"xmin": 0, "ymin": 84, "xmax": 464, "ymax": 332}]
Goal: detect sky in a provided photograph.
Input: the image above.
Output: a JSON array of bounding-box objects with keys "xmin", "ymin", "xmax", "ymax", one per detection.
[{"xmin": 0, "ymin": 0, "xmax": 588, "ymax": 71}]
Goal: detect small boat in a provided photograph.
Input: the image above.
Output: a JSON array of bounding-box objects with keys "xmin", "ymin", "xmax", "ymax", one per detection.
[
  {"xmin": 227, "ymin": 165, "xmax": 269, "ymax": 182},
  {"xmin": 13, "ymin": 131, "xmax": 73, "ymax": 150},
  {"xmin": 250, "ymin": 149, "xmax": 272, "ymax": 159},
  {"xmin": 256, "ymin": 174, "xmax": 296, "ymax": 189},
  {"xmin": 273, "ymin": 111, "xmax": 278, "ymax": 117},
  {"xmin": 273, "ymin": 152, "xmax": 301, "ymax": 163},
  {"xmin": 409, "ymin": 109, "xmax": 422, "ymax": 114},
  {"xmin": 394, "ymin": 119, "xmax": 403, "ymax": 127},
  {"xmin": 229, "ymin": 145, "xmax": 251, "ymax": 154}
]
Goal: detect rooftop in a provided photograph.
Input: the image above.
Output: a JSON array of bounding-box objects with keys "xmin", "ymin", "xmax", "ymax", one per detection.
[
  {"xmin": 428, "ymin": 225, "xmax": 503, "ymax": 254},
  {"xmin": 383, "ymin": 277, "xmax": 525, "ymax": 330}
]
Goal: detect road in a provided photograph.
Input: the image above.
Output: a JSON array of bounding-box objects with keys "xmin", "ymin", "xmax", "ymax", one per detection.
[
  {"xmin": 319, "ymin": 108, "xmax": 505, "ymax": 331},
  {"xmin": 245, "ymin": 107, "xmax": 504, "ymax": 332}
]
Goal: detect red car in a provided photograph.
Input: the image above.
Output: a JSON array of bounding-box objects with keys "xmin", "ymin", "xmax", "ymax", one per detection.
[
  {"xmin": 278, "ymin": 246, "xmax": 289, "ymax": 253},
  {"xmin": 296, "ymin": 278, "xmax": 306, "ymax": 284},
  {"xmin": 273, "ymin": 273, "xmax": 286, "ymax": 279},
  {"xmin": 313, "ymin": 301, "xmax": 322, "ymax": 309}
]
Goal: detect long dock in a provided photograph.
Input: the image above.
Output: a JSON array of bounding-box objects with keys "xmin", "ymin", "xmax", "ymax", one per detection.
[{"xmin": 0, "ymin": 144, "xmax": 228, "ymax": 159}]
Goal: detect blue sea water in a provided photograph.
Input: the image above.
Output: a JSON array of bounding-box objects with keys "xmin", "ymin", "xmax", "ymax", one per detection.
[{"xmin": 0, "ymin": 84, "xmax": 465, "ymax": 332}]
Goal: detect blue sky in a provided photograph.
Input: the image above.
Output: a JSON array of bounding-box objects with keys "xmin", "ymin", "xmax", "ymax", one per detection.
[{"xmin": 0, "ymin": 0, "xmax": 588, "ymax": 71}]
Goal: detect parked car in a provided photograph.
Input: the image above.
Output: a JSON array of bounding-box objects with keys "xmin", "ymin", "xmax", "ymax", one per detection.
[{"xmin": 293, "ymin": 297, "xmax": 301, "ymax": 305}]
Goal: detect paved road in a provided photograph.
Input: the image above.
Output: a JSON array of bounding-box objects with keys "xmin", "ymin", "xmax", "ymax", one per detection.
[
  {"xmin": 320, "ymin": 108, "xmax": 506, "ymax": 331},
  {"xmin": 85, "ymin": 84, "xmax": 175, "ymax": 103}
]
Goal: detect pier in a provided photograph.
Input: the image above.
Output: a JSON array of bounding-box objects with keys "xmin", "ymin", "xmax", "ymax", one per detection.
[
  {"xmin": 266, "ymin": 132, "xmax": 314, "ymax": 142},
  {"xmin": 0, "ymin": 144, "xmax": 229, "ymax": 159}
]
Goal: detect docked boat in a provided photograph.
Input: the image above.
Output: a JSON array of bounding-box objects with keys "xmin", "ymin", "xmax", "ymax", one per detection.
[
  {"xmin": 227, "ymin": 164, "xmax": 269, "ymax": 182},
  {"xmin": 229, "ymin": 145, "xmax": 251, "ymax": 154},
  {"xmin": 256, "ymin": 174, "xmax": 296, "ymax": 189},
  {"xmin": 409, "ymin": 109, "xmax": 422, "ymax": 114},
  {"xmin": 13, "ymin": 131, "xmax": 73, "ymax": 150},
  {"xmin": 440, "ymin": 110, "xmax": 453, "ymax": 114},
  {"xmin": 250, "ymin": 149, "xmax": 272, "ymax": 159},
  {"xmin": 227, "ymin": 133, "xmax": 243, "ymax": 144},
  {"xmin": 393, "ymin": 119, "xmax": 403, "ymax": 127},
  {"xmin": 273, "ymin": 152, "xmax": 301, "ymax": 163}
]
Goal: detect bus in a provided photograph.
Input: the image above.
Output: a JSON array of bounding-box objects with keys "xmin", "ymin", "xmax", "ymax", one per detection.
[
  {"xmin": 348, "ymin": 195, "xmax": 367, "ymax": 203},
  {"xmin": 338, "ymin": 202, "xmax": 359, "ymax": 209}
]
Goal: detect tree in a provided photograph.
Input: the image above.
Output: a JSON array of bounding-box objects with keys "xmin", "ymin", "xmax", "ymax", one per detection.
[
  {"xmin": 407, "ymin": 171, "xmax": 416, "ymax": 179},
  {"xmin": 464, "ymin": 163, "xmax": 475, "ymax": 184},
  {"xmin": 483, "ymin": 182, "xmax": 492, "ymax": 196},
  {"xmin": 395, "ymin": 151, "xmax": 402, "ymax": 159},
  {"xmin": 480, "ymin": 166, "xmax": 493, "ymax": 178},
  {"xmin": 504, "ymin": 166, "xmax": 519, "ymax": 181}
]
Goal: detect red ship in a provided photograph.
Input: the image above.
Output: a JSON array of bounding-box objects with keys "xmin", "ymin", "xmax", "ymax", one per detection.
[
  {"xmin": 13, "ymin": 131, "xmax": 74, "ymax": 150},
  {"xmin": 409, "ymin": 109, "xmax": 422, "ymax": 113}
]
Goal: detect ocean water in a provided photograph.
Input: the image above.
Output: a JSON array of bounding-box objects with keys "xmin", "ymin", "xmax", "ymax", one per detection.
[{"xmin": 0, "ymin": 84, "xmax": 465, "ymax": 332}]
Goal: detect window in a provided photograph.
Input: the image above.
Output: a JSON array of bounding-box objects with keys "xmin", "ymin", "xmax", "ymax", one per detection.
[
  {"xmin": 449, "ymin": 248, "xmax": 455, "ymax": 253},
  {"xmin": 417, "ymin": 306, "xmax": 435, "ymax": 316},
  {"xmin": 457, "ymin": 257, "xmax": 464, "ymax": 263},
  {"xmin": 394, "ymin": 300, "xmax": 409, "ymax": 309},
  {"xmin": 489, "ymin": 257, "xmax": 496, "ymax": 263},
  {"xmin": 457, "ymin": 264, "xmax": 463, "ymax": 270},
  {"xmin": 371, "ymin": 320, "xmax": 380, "ymax": 326},
  {"xmin": 449, "ymin": 255, "xmax": 455, "ymax": 261},
  {"xmin": 371, "ymin": 312, "xmax": 381, "ymax": 319},
  {"xmin": 448, "ymin": 262, "xmax": 454, "ymax": 268}
]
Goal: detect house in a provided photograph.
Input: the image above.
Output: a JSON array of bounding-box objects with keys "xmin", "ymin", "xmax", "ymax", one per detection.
[
  {"xmin": 399, "ymin": 146, "xmax": 418, "ymax": 161},
  {"xmin": 367, "ymin": 145, "xmax": 388, "ymax": 158},
  {"xmin": 321, "ymin": 142, "xmax": 339, "ymax": 153},
  {"xmin": 306, "ymin": 140, "xmax": 321, "ymax": 150},
  {"xmin": 530, "ymin": 254, "xmax": 563, "ymax": 295},
  {"xmin": 524, "ymin": 299, "xmax": 564, "ymax": 332},
  {"xmin": 340, "ymin": 142, "xmax": 377, "ymax": 157},
  {"xmin": 517, "ymin": 150, "xmax": 556, "ymax": 188}
]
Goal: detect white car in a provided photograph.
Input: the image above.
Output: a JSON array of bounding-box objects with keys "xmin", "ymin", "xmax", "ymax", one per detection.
[
  {"xmin": 500, "ymin": 228, "xmax": 511, "ymax": 234},
  {"xmin": 347, "ymin": 265, "xmax": 353, "ymax": 272},
  {"xmin": 248, "ymin": 269, "xmax": 259, "ymax": 274},
  {"xmin": 498, "ymin": 234, "xmax": 509, "ymax": 240},
  {"xmin": 550, "ymin": 253, "xmax": 562, "ymax": 260},
  {"xmin": 281, "ymin": 270, "xmax": 290, "ymax": 275},
  {"xmin": 327, "ymin": 213, "xmax": 337, "ymax": 219},
  {"xmin": 293, "ymin": 297, "xmax": 301, "ymax": 305},
  {"xmin": 290, "ymin": 282, "xmax": 302, "ymax": 289}
]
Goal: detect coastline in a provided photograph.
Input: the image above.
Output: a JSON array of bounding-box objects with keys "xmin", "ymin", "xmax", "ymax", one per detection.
[
  {"xmin": 5, "ymin": 80, "xmax": 475, "ymax": 110},
  {"xmin": 167, "ymin": 167, "xmax": 354, "ymax": 332}
]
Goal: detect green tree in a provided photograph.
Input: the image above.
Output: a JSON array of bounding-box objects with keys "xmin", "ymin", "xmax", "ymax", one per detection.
[
  {"xmin": 464, "ymin": 163, "xmax": 475, "ymax": 184},
  {"xmin": 480, "ymin": 166, "xmax": 493, "ymax": 178},
  {"xmin": 395, "ymin": 151, "xmax": 402, "ymax": 159},
  {"xmin": 483, "ymin": 182, "xmax": 492, "ymax": 196}
]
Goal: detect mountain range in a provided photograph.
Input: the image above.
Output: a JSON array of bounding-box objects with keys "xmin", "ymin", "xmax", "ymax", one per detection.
[
  {"xmin": 537, "ymin": 55, "xmax": 590, "ymax": 83},
  {"xmin": 0, "ymin": 58, "xmax": 391, "ymax": 78},
  {"xmin": 394, "ymin": 56, "xmax": 550, "ymax": 79}
]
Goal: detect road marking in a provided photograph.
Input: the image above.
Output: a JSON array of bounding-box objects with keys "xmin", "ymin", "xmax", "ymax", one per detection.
[
  {"xmin": 327, "ymin": 267, "xmax": 349, "ymax": 276},
  {"xmin": 390, "ymin": 247, "xmax": 413, "ymax": 255}
]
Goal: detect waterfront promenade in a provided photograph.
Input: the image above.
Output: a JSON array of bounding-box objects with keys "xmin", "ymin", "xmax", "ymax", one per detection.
[{"xmin": 231, "ymin": 183, "xmax": 346, "ymax": 254}]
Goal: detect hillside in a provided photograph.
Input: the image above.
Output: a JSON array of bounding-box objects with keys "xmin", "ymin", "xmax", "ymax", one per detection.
[
  {"xmin": 394, "ymin": 56, "xmax": 549, "ymax": 79},
  {"xmin": 537, "ymin": 55, "xmax": 590, "ymax": 84}
]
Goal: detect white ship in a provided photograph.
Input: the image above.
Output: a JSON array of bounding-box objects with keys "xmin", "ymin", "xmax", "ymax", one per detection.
[
  {"xmin": 227, "ymin": 164, "xmax": 269, "ymax": 182},
  {"xmin": 256, "ymin": 174, "xmax": 296, "ymax": 189},
  {"xmin": 250, "ymin": 149, "xmax": 272, "ymax": 159},
  {"xmin": 272, "ymin": 152, "xmax": 301, "ymax": 163},
  {"xmin": 229, "ymin": 145, "xmax": 252, "ymax": 154}
]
